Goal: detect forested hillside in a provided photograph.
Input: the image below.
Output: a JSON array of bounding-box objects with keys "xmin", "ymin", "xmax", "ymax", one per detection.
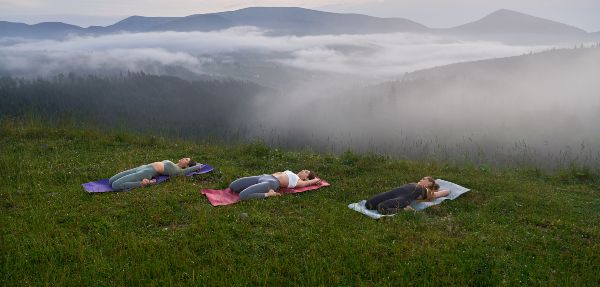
[{"xmin": 0, "ymin": 72, "xmax": 273, "ymax": 139}]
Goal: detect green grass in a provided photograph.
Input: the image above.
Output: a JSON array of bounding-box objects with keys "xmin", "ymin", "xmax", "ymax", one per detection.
[{"xmin": 1, "ymin": 118, "xmax": 599, "ymax": 286}]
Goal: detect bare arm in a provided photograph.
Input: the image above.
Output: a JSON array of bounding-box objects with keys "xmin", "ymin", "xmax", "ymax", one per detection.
[
  {"xmin": 433, "ymin": 189, "xmax": 450, "ymax": 198},
  {"xmin": 182, "ymin": 164, "xmax": 203, "ymax": 175},
  {"xmin": 405, "ymin": 189, "xmax": 449, "ymax": 211},
  {"xmin": 294, "ymin": 178, "xmax": 321, "ymax": 188}
]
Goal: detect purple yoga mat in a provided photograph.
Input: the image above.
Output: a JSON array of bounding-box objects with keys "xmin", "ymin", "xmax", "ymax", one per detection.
[{"xmin": 82, "ymin": 164, "xmax": 214, "ymax": 193}]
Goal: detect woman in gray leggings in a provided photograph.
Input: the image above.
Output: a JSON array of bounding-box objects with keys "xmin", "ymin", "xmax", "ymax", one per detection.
[
  {"xmin": 230, "ymin": 170, "xmax": 321, "ymax": 200},
  {"xmin": 109, "ymin": 157, "xmax": 201, "ymax": 191}
]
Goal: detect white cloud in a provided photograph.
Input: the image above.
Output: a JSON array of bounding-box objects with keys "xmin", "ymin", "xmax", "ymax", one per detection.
[
  {"xmin": 0, "ymin": 28, "xmax": 553, "ymax": 78},
  {"xmin": 1, "ymin": 23, "xmax": 598, "ymax": 168}
]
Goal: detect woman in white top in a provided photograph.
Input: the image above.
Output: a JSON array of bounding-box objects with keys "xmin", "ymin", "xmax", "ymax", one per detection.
[{"xmin": 229, "ymin": 170, "xmax": 321, "ymax": 200}]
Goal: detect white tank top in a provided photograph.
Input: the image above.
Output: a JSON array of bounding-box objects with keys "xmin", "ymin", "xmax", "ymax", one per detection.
[{"xmin": 284, "ymin": 170, "xmax": 299, "ymax": 188}]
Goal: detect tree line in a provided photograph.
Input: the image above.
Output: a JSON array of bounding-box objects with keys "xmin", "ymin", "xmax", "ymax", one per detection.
[{"xmin": 0, "ymin": 72, "xmax": 275, "ymax": 139}]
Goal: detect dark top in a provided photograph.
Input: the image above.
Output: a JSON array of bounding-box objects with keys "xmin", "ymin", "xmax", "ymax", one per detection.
[
  {"xmin": 365, "ymin": 183, "xmax": 428, "ymax": 213},
  {"xmin": 395, "ymin": 183, "xmax": 427, "ymax": 200}
]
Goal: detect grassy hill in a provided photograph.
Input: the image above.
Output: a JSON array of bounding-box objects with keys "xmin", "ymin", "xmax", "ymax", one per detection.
[{"xmin": 1, "ymin": 118, "xmax": 599, "ymax": 285}]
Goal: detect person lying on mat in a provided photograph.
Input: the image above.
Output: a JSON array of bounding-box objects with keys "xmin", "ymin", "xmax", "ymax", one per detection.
[
  {"xmin": 229, "ymin": 170, "xmax": 321, "ymax": 200},
  {"xmin": 109, "ymin": 157, "xmax": 201, "ymax": 191},
  {"xmin": 365, "ymin": 176, "xmax": 449, "ymax": 215}
]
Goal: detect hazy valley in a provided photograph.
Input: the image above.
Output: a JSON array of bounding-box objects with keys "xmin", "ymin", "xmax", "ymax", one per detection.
[{"xmin": 2, "ymin": 7, "xmax": 599, "ymax": 169}]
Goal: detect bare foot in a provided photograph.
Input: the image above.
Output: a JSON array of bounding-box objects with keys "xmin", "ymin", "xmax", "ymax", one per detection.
[
  {"xmin": 265, "ymin": 189, "xmax": 281, "ymax": 197},
  {"xmin": 141, "ymin": 179, "xmax": 157, "ymax": 187}
]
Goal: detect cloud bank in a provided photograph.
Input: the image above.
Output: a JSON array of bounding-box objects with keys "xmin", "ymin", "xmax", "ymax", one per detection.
[
  {"xmin": 2, "ymin": 28, "xmax": 597, "ymax": 168},
  {"xmin": 0, "ymin": 28, "xmax": 553, "ymax": 79}
]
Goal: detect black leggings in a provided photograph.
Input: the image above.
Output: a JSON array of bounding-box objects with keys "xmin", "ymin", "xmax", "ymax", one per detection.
[{"xmin": 365, "ymin": 185, "xmax": 422, "ymax": 215}]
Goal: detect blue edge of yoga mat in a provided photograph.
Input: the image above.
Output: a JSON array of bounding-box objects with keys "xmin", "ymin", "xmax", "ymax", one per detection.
[
  {"xmin": 347, "ymin": 179, "xmax": 470, "ymax": 219},
  {"xmin": 82, "ymin": 164, "xmax": 214, "ymax": 193}
]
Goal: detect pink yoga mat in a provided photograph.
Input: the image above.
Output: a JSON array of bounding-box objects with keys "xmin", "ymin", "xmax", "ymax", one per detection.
[{"xmin": 201, "ymin": 179, "xmax": 330, "ymax": 206}]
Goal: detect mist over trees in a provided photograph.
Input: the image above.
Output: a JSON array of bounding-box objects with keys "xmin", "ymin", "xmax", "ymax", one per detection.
[
  {"xmin": 0, "ymin": 72, "xmax": 273, "ymax": 140},
  {"xmin": 242, "ymin": 45, "xmax": 600, "ymax": 168},
  {"xmin": 2, "ymin": 45, "xmax": 600, "ymax": 169},
  {"xmin": 2, "ymin": 6, "xmax": 599, "ymax": 170}
]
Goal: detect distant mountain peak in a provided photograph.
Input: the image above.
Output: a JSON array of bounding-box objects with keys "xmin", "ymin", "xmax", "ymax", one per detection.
[
  {"xmin": 149, "ymin": 6, "xmax": 426, "ymax": 35},
  {"xmin": 232, "ymin": 6, "xmax": 324, "ymax": 13},
  {"xmin": 487, "ymin": 9, "xmax": 526, "ymax": 17},
  {"xmin": 452, "ymin": 8, "xmax": 586, "ymax": 35},
  {"xmin": 482, "ymin": 9, "xmax": 561, "ymax": 24},
  {"xmin": 107, "ymin": 15, "xmax": 180, "ymax": 31},
  {"xmin": 32, "ymin": 22, "xmax": 81, "ymax": 28}
]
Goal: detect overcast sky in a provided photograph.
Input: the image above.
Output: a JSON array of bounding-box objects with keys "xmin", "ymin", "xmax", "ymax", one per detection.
[{"xmin": 1, "ymin": 0, "xmax": 599, "ymax": 32}]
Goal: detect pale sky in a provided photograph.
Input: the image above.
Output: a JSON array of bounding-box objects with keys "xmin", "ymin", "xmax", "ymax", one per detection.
[{"xmin": 1, "ymin": 0, "xmax": 599, "ymax": 32}]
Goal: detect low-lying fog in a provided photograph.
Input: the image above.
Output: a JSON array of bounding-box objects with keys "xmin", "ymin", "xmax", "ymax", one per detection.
[
  {"xmin": 1, "ymin": 28, "xmax": 598, "ymax": 168},
  {"xmin": 0, "ymin": 28, "xmax": 552, "ymax": 79}
]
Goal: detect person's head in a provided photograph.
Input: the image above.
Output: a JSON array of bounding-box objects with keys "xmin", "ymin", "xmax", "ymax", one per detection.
[
  {"xmin": 418, "ymin": 176, "xmax": 439, "ymax": 190},
  {"xmin": 419, "ymin": 176, "xmax": 439, "ymax": 200},
  {"xmin": 297, "ymin": 169, "xmax": 316, "ymax": 180},
  {"xmin": 177, "ymin": 157, "xmax": 196, "ymax": 168}
]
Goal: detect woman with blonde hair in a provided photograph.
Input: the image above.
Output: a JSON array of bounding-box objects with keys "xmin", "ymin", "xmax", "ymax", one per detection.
[{"xmin": 365, "ymin": 176, "xmax": 449, "ymax": 215}]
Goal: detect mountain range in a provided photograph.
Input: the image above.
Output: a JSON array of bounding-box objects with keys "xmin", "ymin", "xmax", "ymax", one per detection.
[{"xmin": 1, "ymin": 7, "xmax": 598, "ymax": 43}]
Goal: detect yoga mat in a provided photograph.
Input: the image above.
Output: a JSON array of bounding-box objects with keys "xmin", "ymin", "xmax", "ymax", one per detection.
[
  {"xmin": 82, "ymin": 164, "xmax": 214, "ymax": 193},
  {"xmin": 201, "ymin": 179, "xmax": 330, "ymax": 206},
  {"xmin": 348, "ymin": 179, "xmax": 470, "ymax": 219}
]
